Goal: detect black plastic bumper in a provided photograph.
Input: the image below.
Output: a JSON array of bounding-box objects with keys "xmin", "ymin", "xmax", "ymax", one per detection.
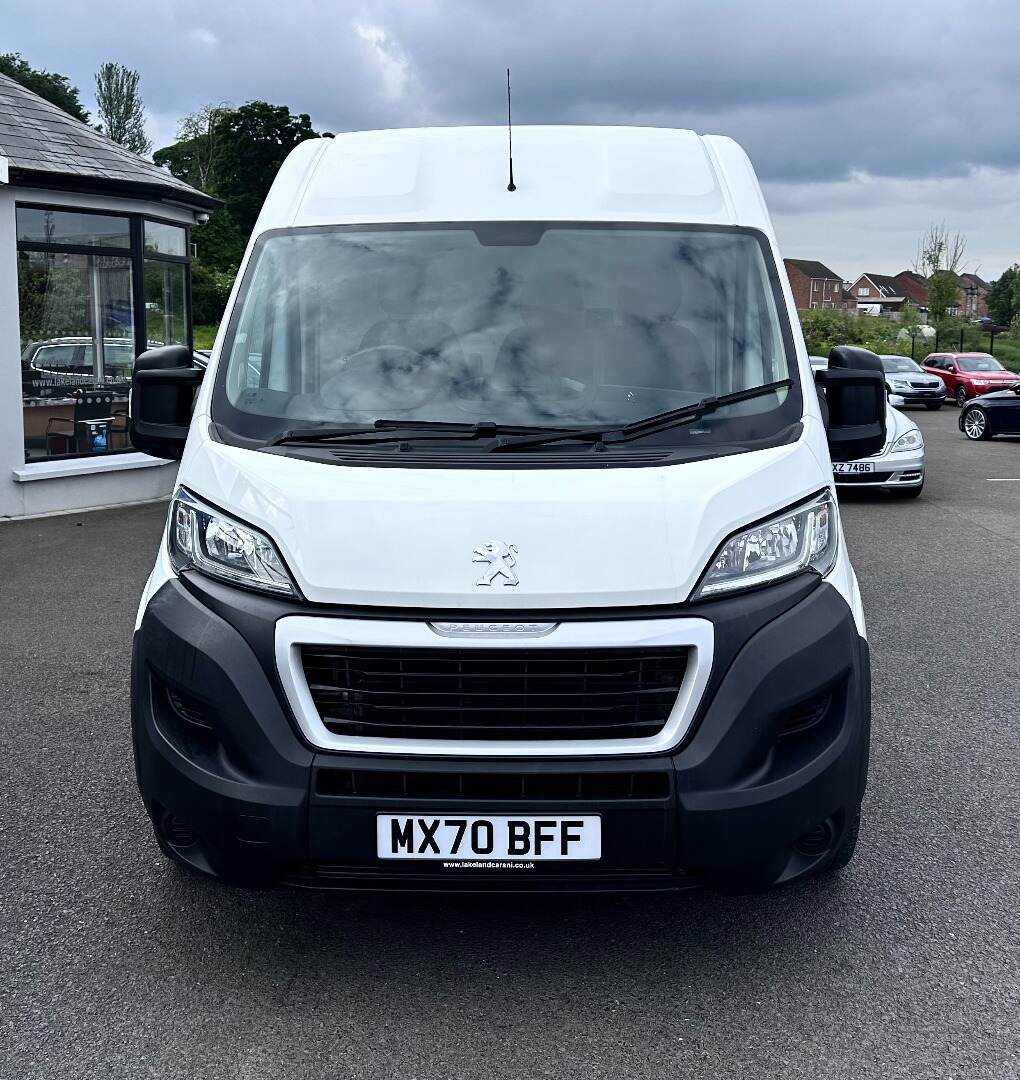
[{"xmin": 132, "ymin": 574, "xmax": 870, "ymax": 892}]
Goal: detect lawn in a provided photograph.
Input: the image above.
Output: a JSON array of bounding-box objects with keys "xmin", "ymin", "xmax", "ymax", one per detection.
[{"xmin": 193, "ymin": 324, "xmax": 219, "ymax": 351}]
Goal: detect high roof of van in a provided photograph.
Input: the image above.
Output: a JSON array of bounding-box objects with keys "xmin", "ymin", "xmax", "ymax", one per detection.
[{"xmin": 254, "ymin": 126, "xmax": 774, "ymax": 237}]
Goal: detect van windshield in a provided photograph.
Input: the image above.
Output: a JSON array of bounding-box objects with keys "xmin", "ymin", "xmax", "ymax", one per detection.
[{"xmin": 213, "ymin": 223, "xmax": 799, "ymax": 454}]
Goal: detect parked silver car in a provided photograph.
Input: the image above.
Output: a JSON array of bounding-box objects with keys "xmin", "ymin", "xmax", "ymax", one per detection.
[
  {"xmin": 879, "ymin": 354, "xmax": 945, "ymax": 410},
  {"xmin": 810, "ymin": 356, "xmax": 925, "ymax": 498}
]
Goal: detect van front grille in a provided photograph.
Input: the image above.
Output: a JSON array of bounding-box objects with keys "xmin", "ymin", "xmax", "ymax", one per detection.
[{"xmin": 300, "ymin": 646, "xmax": 688, "ymax": 741}]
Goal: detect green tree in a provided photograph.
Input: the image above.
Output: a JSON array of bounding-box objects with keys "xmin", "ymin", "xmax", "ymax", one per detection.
[
  {"xmin": 986, "ymin": 266, "xmax": 1020, "ymax": 326},
  {"xmin": 154, "ymin": 100, "xmax": 321, "ymax": 280},
  {"xmin": 94, "ymin": 62, "xmax": 152, "ymax": 155},
  {"xmin": 926, "ymin": 271, "xmax": 959, "ymax": 326},
  {"xmin": 0, "ymin": 52, "xmax": 89, "ymax": 122},
  {"xmin": 213, "ymin": 101, "xmax": 319, "ymax": 236}
]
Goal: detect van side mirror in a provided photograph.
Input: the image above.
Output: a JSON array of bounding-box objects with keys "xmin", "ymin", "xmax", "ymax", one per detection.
[
  {"xmin": 815, "ymin": 345, "xmax": 887, "ymax": 461},
  {"xmin": 130, "ymin": 345, "xmax": 204, "ymax": 460}
]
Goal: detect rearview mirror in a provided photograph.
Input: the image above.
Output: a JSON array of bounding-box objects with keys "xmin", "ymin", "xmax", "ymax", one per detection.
[
  {"xmin": 130, "ymin": 344, "xmax": 204, "ymax": 460},
  {"xmin": 815, "ymin": 345, "xmax": 887, "ymax": 461}
]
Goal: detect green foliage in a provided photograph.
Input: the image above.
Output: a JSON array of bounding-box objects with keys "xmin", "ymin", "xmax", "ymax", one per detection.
[
  {"xmin": 986, "ymin": 266, "xmax": 1020, "ymax": 326},
  {"xmin": 192, "ymin": 324, "xmax": 219, "ymax": 351},
  {"xmin": 0, "ymin": 52, "xmax": 89, "ymax": 122},
  {"xmin": 926, "ymin": 270, "xmax": 959, "ymax": 325},
  {"xmin": 94, "ymin": 62, "xmax": 151, "ymax": 155},
  {"xmin": 797, "ymin": 308, "xmax": 906, "ymax": 357},
  {"xmin": 16, "ymin": 253, "xmax": 89, "ymax": 347},
  {"xmin": 190, "ymin": 262, "xmax": 236, "ymax": 326},
  {"xmin": 192, "ymin": 212, "xmax": 248, "ymax": 277},
  {"xmin": 899, "ymin": 302, "xmax": 922, "ymax": 335},
  {"xmin": 214, "ymin": 102, "xmax": 319, "ymax": 236},
  {"xmin": 155, "ymin": 100, "xmax": 320, "ymax": 279}
]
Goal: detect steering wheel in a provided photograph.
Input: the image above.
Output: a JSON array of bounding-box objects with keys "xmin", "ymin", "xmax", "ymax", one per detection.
[{"xmin": 320, "ymin": 345, "xmax": 447, "ymax": 413}]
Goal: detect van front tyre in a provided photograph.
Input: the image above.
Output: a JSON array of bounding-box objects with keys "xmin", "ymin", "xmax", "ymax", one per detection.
[{"xmin": 815, "ymin": 812, "xmax": 861, "ymax": 878}]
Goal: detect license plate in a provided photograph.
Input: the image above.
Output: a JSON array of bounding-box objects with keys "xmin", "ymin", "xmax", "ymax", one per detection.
[
  {"xmin": 377, "ymin": 814, "xmax": 602, "ymax": 861},
  {"xmin": 833, "ymin": 461, "xmax": 876, "ymax": 474}
]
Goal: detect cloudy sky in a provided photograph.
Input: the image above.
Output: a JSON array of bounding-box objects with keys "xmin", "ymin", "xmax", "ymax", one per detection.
[{"xmin": 8, "ymin": 0, "xmax": 1020, "ymax": 280}]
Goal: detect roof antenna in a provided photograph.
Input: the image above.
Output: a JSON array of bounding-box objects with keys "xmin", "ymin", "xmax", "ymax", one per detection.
[{"xmin": 506, "ymin": 67, "xmax": 516, "ymax": 192}]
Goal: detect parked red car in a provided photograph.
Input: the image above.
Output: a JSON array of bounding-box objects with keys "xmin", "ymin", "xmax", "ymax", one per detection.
[{"xmin": 921, "ymin": 352, "xmax": 1020, "ymax": 407}]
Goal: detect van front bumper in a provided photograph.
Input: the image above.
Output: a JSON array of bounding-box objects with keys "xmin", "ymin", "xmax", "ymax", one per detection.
[{"xmin": 132, "ymin": 574, "xmax": 871, "ymax": 892}]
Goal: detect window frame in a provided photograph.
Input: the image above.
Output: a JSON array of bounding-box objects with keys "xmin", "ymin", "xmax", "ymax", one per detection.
[
  {"xmin": 16, "ymin": 202, "xmax": 193, "ymax": 358},
  {"xmin": 15, "ymin": 202, "xmax": 193, "ymax": 462}
]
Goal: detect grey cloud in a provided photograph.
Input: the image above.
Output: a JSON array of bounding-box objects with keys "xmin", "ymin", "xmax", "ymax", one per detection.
[
  {"xmin": 8, "ymin": 0, "xmax": 1020, "ymax": 271},
  {"xmin": 10, "ymin": 0, "xmax": 1020, "ymax": 183}
]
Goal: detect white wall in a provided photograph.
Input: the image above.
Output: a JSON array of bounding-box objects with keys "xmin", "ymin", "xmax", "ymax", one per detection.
[
  {"xmin": 0, "ymin": 184, "xmax": 27, "ymax": 518},
  {"xmin": 0, "ymin": 184, "xmax": 194, "ymax": 519}
]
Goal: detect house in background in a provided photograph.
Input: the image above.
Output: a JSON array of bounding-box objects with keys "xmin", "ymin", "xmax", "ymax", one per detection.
[
  {"xmin": 848, "ymin": 273, "xmax": 912, "ymax": 318},
  {"xmin": 957, "ymin": 273, "xmax": 990, "ymax": 318},
  {"xmin": 0, "ymin": 72, "xmax": 218, "ymax": 519},
  {"xmin": 784, "ymin": 258, "xmax": 853, "ymax": 310},
  {"xmin": 894, "ymin": 270, "xmax": 929, "ymax": 315},
  {"xmin": 894, "ymin": 269, "xmax": 990, "ymax": 320}
]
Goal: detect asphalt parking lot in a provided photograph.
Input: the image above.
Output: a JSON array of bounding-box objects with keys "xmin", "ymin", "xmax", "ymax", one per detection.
[{"xmin": 2, "ymin": 406, "xmax": 1018, "ymax": 1080}]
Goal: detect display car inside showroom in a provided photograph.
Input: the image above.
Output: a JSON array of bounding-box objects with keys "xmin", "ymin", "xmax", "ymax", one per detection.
[{"xmin": 0, "ymin": 72, "xmax": 217, "ymax": 519}]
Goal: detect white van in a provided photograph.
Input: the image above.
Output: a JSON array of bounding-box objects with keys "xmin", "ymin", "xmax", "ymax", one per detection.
[{"xmin": 130, "ymin": 126, "xmax": 886, "ymax": 892}]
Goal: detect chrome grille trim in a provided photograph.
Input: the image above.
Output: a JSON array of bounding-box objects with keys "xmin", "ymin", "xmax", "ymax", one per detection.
[{"xmin": 276, "ymin": 616, "xmax": 714, "ymax": 757}]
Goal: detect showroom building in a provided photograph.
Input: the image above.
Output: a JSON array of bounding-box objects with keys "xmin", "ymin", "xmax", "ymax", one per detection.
[{"xmin": 0, "ymin": 72, "xmax": 218, "ymax": 519}]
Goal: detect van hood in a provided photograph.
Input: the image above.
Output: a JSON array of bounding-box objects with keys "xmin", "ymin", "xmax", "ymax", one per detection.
[{"xmin": 181, "ymin": 434, "xmax": 830, "ymax": 609}]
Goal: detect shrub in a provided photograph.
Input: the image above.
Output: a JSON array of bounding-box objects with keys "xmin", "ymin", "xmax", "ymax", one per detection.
[
  {"xmin": 190, "ymin": 261, "xmax": 236, "ymax": 326},
  {"xmin": 797, "ymin": 308, "xmax": 905, "ymax": 357}
]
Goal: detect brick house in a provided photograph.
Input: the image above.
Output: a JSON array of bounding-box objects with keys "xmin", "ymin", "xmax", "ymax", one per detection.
[
  {"xmin": 894, "ymin": 271, "xmax": 929, "ymax": 313},
  {"xmin": 894, "ymin": 269, "xmax": 989, "ymax": 319},
  {"xmin": 784, "ymin": 259, "xmax": 851, "ymax": 310},
  {"xmin": 957, "ymin": 273, "xmax": 990, "ymax": 318},
  {"xmin": 848, "ymin": 273, "xmax": 910, "ymax": 318}
]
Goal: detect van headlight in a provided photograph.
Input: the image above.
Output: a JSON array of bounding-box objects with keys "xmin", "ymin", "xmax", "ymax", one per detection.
[
  {"xmin": 168, "ymin": 488, "xmax": 298, "ymax": 596},
  {"xmin": 891, "ymin": 429, "xmax": 923, "ymax": 452},
  {"xmin": 693, "ymin": 490, "xmax": 838, "ymax": 599}
]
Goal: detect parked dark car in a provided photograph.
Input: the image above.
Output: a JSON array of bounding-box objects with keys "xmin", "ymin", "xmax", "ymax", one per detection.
[
  {"xmin": 879, "ymin": 355, "xmax": 945, "ymax": 409},
  {"xmin": 959, "ymin": 383, "xmax": 1020, "ymax": 440}
]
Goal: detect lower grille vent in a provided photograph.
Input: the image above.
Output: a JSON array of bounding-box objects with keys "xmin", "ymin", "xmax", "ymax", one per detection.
[{"xmin": 316, "ymin": 767, "xmax": 671, "ymax": 801}]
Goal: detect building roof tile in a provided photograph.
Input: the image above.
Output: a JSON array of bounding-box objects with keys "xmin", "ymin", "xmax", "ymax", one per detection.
[{"xmin": 0, "ymin": 72, "xmax": 218, "ymax": 211}]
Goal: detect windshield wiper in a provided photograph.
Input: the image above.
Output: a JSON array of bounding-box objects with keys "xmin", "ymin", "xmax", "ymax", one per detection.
[
  {"xmin": 267, "ymin": 419, "xmax": 494, "ymax": 446},
  {"xmin": 488, "ymin": 379, "xmax": 793, "ymax": 453},
  {"xmin": 266, "ymin": 419, "xmax": 545, "ymax": 447}
]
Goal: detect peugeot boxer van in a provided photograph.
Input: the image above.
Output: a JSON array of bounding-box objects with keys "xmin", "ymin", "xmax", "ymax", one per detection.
[{"xmin": 130, "ymin": 126, "xmax": 887, "ymax": 892}]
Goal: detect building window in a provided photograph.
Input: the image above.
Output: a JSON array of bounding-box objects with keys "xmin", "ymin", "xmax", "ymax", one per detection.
[
  {"xmin": 16, "ymin": 207, "xmax": 131, "ymax": 249},
  {"xmin": 813, "ymin": 281, "xmax": 819, "ymax": 292},
  {"xmin": 15, "ymin": 205, "xmax": 191, "ymax": 463},
  {"xmin": 144, "ymin": 260, "xmax": 188, "ymax": 346},
  {"xmin": 144, "ymin": 220, "xmax": 187, "ymax": 258},
  {"xmin": 858, "ymin": 287, "xmax": 869, "ymax": 296}
]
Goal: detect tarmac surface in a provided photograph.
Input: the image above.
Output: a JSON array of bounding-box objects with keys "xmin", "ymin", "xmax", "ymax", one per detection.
[{"xmin": 2, "ymin": 406, "xmax": 1018, "ymax": 1078}]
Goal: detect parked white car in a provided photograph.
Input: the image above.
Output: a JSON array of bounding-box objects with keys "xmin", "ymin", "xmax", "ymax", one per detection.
[{"xmin": 811, "ymin": 356, "xmax": 925, "ymax": 497}]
